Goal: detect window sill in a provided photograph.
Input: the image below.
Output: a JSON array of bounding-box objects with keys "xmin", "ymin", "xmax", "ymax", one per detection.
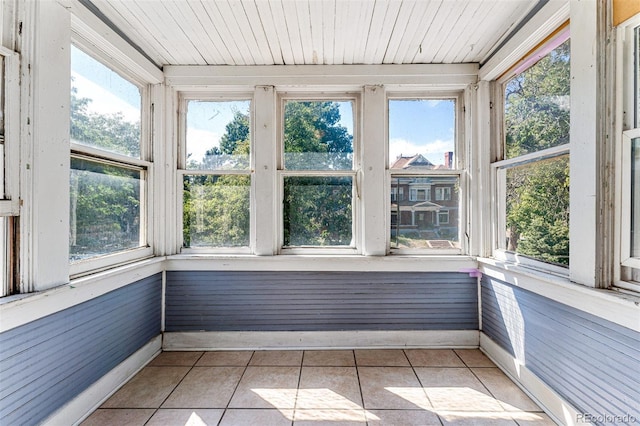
[
  {"xmin": 478, "ymin": 257, "xmax": 640, "ymax": 332},
  {"xmin": 165, "ymin": 253, "xmax": 478, "ymax": 273}
]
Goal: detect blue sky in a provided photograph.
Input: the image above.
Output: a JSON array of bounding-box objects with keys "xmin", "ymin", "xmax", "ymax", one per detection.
[{"xmin": 71, "ymin": 47, "xmax": 455, "ymax": 168}]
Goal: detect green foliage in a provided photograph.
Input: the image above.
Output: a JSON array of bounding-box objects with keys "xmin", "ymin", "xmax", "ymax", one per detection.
[
  {"xmin": 69, "ymin": 86, "xmax": 142, "ymax": 260},
  {"xmin": 504, "ymin": 40, "xmax": 570, "ymax": 265}
]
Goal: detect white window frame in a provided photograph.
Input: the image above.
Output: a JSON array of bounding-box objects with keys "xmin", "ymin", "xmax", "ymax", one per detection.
[
  {"xmin": 69, "ymin": 40, "xmax": 154, "ymax": 277},
  {"xmin": 387, "ymin": 92, "xmax": 465, "ymax": 255},
  {"xmin": 491, "ymin": 28, "xmax": 571, "ymax": 275},
  {"xmin": 177, "ymin": 92, "xmax": 254, "ymax": 254},
  {"xmin": 616, "ymin": 13, "xmax": 640, "ymax": 291},
  {"xmin": 436, "ymin": 187, "xmax": 451, "ymax": 201},
  {"xmin": 277, "ymin": 92, "xmax": 360, "ymax": 255}
]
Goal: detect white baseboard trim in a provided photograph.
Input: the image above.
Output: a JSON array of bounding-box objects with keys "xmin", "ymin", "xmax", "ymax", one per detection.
[
  {"xmin": 44, "ymin": 335, "xmax": 162, "ymax": 426},
  {"xmin": 480, "ymin": 333, "xmax": 586, "ymax": 426},
  {"xmin": 163, "ymin": 330, "xmax": 480, "ymax": 351}
]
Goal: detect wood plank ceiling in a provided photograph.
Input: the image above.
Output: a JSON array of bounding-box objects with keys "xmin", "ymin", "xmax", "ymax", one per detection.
[{"xmin": 89, "ymin": 0, "xmax": 539, "ymax": 67}]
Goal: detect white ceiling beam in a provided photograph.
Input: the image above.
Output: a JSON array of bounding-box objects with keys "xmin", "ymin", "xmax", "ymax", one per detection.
[{"xmin": 164, "ymin": 64, "xmax": 478, "ymax": 88}]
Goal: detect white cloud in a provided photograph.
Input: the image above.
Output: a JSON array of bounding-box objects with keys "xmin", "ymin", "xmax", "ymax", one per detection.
[
  {"xmin": 186, "ymin": 128, "xmax": 220, "ymax": 162},
  {"xmin": 71, "ymin": 72, "xmax": 140, "ymax": 123}
]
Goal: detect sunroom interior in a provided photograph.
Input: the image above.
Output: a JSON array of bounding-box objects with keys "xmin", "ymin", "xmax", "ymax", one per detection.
[{"xmin": 0, "ymin": 0, "xmax": 639, "ymax": 425}]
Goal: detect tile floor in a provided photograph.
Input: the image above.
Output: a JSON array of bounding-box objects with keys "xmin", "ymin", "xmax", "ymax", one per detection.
[{"xmin": 82, "ymin": 349, "xmax": 556, "ymax": 426}]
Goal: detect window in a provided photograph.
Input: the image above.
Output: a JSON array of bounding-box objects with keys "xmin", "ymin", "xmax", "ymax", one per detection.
[
  {"xmin": 493, "ymin": 31, "xmax": 570, "ymax": 268},
  {"xmin": 280, "ymin": 98, "xmax": 356, "ymax": 250},
  {"xmin": 620, "ymin": 15, "xmax": 640, "ymax": 287},
  {"xmin": 389, "ymin": 97, "xmax": 462, "ymax": 252},
  {"xmin": 181, "ymin": 99, "xmax": 252, "ymax": 250},
  {"xmin": 70, "ymin": 45, "xmax": 151, "ymax": 272}
]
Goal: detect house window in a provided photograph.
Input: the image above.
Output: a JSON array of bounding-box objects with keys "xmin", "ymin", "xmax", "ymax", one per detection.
[
  {"xmin": 389, "ymin": 97, "xmax": 462, "ymax": 252},
  {"xmin": 181, "ymin": 99, "xmax": 252, "ymax": 250},
  {"xmin": 493, "ymin": 31, "xmax": 570, "ymax": 267},
  {"xmin": 438, "ymin": 211, "xmax": 450, "ymax": 224},
  {"xmin": 281, "ymin": 98, "xmax": 356, "ymax": 249},
  {"xmin": 620, "ymin": 16, "xmax": 640, "ymax": 287},
  {"xmin": 70, "ymin": 45, "xmax": 151, "ymax": 270},
  {"xmin": 436, "ymin": 187, "xmax": 451, "ymax": 201}
]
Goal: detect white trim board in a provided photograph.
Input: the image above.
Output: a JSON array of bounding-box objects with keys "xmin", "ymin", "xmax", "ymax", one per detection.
[
  {"xmin": 162, "ymin": 330, "xmax": 480, "ymax": 351},
  {"xmin": 43, "ymin": 335, "xmax": 162, "ymax": 426},
  {"xmin": 480, "ymin": 333, "xmax": 586, "ymax": 426}
]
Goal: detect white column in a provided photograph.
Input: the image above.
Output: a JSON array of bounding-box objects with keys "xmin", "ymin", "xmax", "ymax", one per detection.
[
  {"xmin": 22, "ymin": 1, "xmax": 71, "ymax": 290},
  {"xmin": 253, "ymin": 86, "xmax": 277, "ymax": 255},
  {"xmin": 569, "ymin": 0, "xmax": 605, "ymax": 287},
  {"xmin": 361, "ymin": 85, "xmax": 387, "ymax": 255}
]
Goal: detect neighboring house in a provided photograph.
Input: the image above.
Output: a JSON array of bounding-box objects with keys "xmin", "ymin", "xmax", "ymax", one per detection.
[{"xmin": 390, "ymin": 153, "xmax": 458, "ymax": 245}]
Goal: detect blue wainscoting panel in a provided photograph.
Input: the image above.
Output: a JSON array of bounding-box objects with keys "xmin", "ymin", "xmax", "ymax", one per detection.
[
  {"xmin": 165, "ymin": 271, "xmax": 478, "ymax": 332},
  {"xmin": 482, "ymin": 276, "xmax": 640, "ymax": 425},
  {"xmin": 0, "ymin": 274, "xmax": 162, "ymax": 426}
]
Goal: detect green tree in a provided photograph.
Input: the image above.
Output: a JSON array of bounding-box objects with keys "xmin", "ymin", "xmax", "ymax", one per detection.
[{"xmin": 504, "ymin": 40, "xmax": 570, "ymax": 265}]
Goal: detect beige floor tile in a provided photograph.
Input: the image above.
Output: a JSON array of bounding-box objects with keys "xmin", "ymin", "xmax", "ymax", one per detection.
[
  {"xmin": 294, "ymin": 409, "xmax": 367, "ymax": 425},
  {"xmin": 250, "ymin": 350, "xmax": 304, "ymax": 366},
  {"xmin": 303, "ymin": 350, "xmax": 355, "ymax": 366},
  {"xmin": 354, "ymin": 349, "xmax": 410, "ymax": 366},
  {"xmin": 101, "ymin": 366, "xmax": 189, "ymax": 408},
  {"xmin": 366, "ymin": 409, "xmax": 441, "ymax": 425},
  {"xmin": 196, "ymin": 351, "xmax": 254, "ymax": 366},
  {"xmin": 80, "ymin": 408, "xmax": 155, "ymax": 426},
  {"xmin": 358, "ymin": 367, "xmax": 431, "ymax": 410},
  {"xmin": 146, "ymin": 408, "xmax": 224, "ymax": 425},
  {"xmin": 471, "ymin": 368, "xmax": 541, "ymax": 412},
  {"xmin": 438, "ymin": 411, "xmax": 519, "ymax": 425},
  {"xmin": 297, "ymin": 367, "xmax": 362, "ymax": 409},
  {"xmin": 405, "ymin": 349, "xmax": 466, "ymax": 367},
  {"xmin": 162, "ymin": 366, "xmax": 245, "ymax": 408},
  {"xmin": 219, "ymin": 409, "xmax": 294, "ymax": 425},
  {"xmin": 455, "ymin": 350, "xmax": 496, "ymax": 367},
  {"xmin": 229, "ymin": 366, "xmax": 301, "ymax": 409},
  {"xmin": 148, "ymin": 351, "xmax": 203, "ymax": 367},
  {"xmin": 414, "ymin": 368, "xmax": 504, "ymax": 412}
]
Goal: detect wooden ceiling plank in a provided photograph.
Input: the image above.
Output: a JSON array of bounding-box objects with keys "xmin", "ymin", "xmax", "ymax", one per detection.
[
  {"xmin": 333, "ymin": 0, "xmax": 348, "ymax": 65},
  {"xmin": 243, "ymin": 0, "xmax": 280, "ymax": 65},
  {"xmin": 382, "ymin": 0, "xmax": 417, "ymax": 64},
  {"xmin": 322, "ymin": 0, "xmax": 336, "ymax": 65},
  {"xmin": 254, "ymin": 0, "xmax": 285, "ymax": 65},
  {"xmin": 295, "ymin": 0, "xmax": 314, "ymax": 65},
  {"xmin": 281, "ymin": 0, "xmax": 305, "ymax": 64},
  {"xmin": 186, "ymin": 0, "xmax": 235, "ymax": 65},
  {"xmin": 228, "ymin": 0, "xmax": 271, "ymax": 65},
  {"xmin": 363, "ymin": 0, "xmax": 389, "ymax": 65},
  {"xmin": 91, "ymin": 0, "xmax": 172, "ymax": 65},
  {"xmin": 372, "ymin": 0, "xmax": 401, "ymax": 64},
  {"xmin": 202, "ymin": 0, "xmax": 248, "ymax": 65},
  {"xmin": 159, "ymin": 0, "xmax": 210, "ymax": 64},
  {"xmin": 431, "ymin": 1, "xmax": 474, "ymax": 63},
  {"xmin": 309, "ymin": 0, "xmax": 325, "ymax": 65},
  {"xmin": 351, "ymin": 0, "xmax": 375, "ymax": 64},
  {"xmin": 412, "ymin": 0, "xmax": 465, "ymax": 63},
  {"xmin": 212, "ymin": 0, "xmax": 256, "ymax": 65},
  {"xmin": 268, "ymin": 1, "xmax": 296, "ymax": 65},
  {"xmin": 449, "ymin": 1, "xmax": 498, "ymax": 63},
  {"xmin": 391, "ymin": 0, "xmax": 437, "ymax": 64}
]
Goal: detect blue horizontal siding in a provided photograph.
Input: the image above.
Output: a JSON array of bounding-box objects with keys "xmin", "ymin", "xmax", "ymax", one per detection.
[
  {"xmin": 0, "ymin": 274, "xmax": 162, "ymax": 426},
  {"xmin": 165, "ymin": 271, "xmax": 478, "ymax": 332},
  {"xmin": 481, "ymin": 276, "xmax": 640, "ymax": 426}
]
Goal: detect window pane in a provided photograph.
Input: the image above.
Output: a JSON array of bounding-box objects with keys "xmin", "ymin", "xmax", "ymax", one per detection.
[
  {"xmin": 504, "ymin": 39, "xmax": 570, "ymax": 158},
  {"xmin": 283, "ymin": 176, "xmax": 353, "ymax": 246},
  {"xmin": 70, "ymin": 46, "xmax": 141, "ymax": 158},
  {"xmin": 389, "ymin": 99, "xmax": 456, "ymax": 170},
  {"xmin": 186, "ymin": 100, "xmax": 251, "ymax": 170},
  {"xmin": 183, "ymin": 174, "xmax": 250, "ymax": 248},
  {"xmin": 70, "ymin": 157, "xmax": 142, "ymax": 261},
  {"xmin": 390, "ymin": 176, "xmax": 460, "ymax": 249},
  {"xmin": 505, "ymin": 155, "xmax": 569, "ymax": 266},
  {"xmin": 632, "ymin": 138, "xmax": 640, "ymax": 257},
  {"xmin": 283, "ymin": 101, "xmax": 353, "ymax": 170}
]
